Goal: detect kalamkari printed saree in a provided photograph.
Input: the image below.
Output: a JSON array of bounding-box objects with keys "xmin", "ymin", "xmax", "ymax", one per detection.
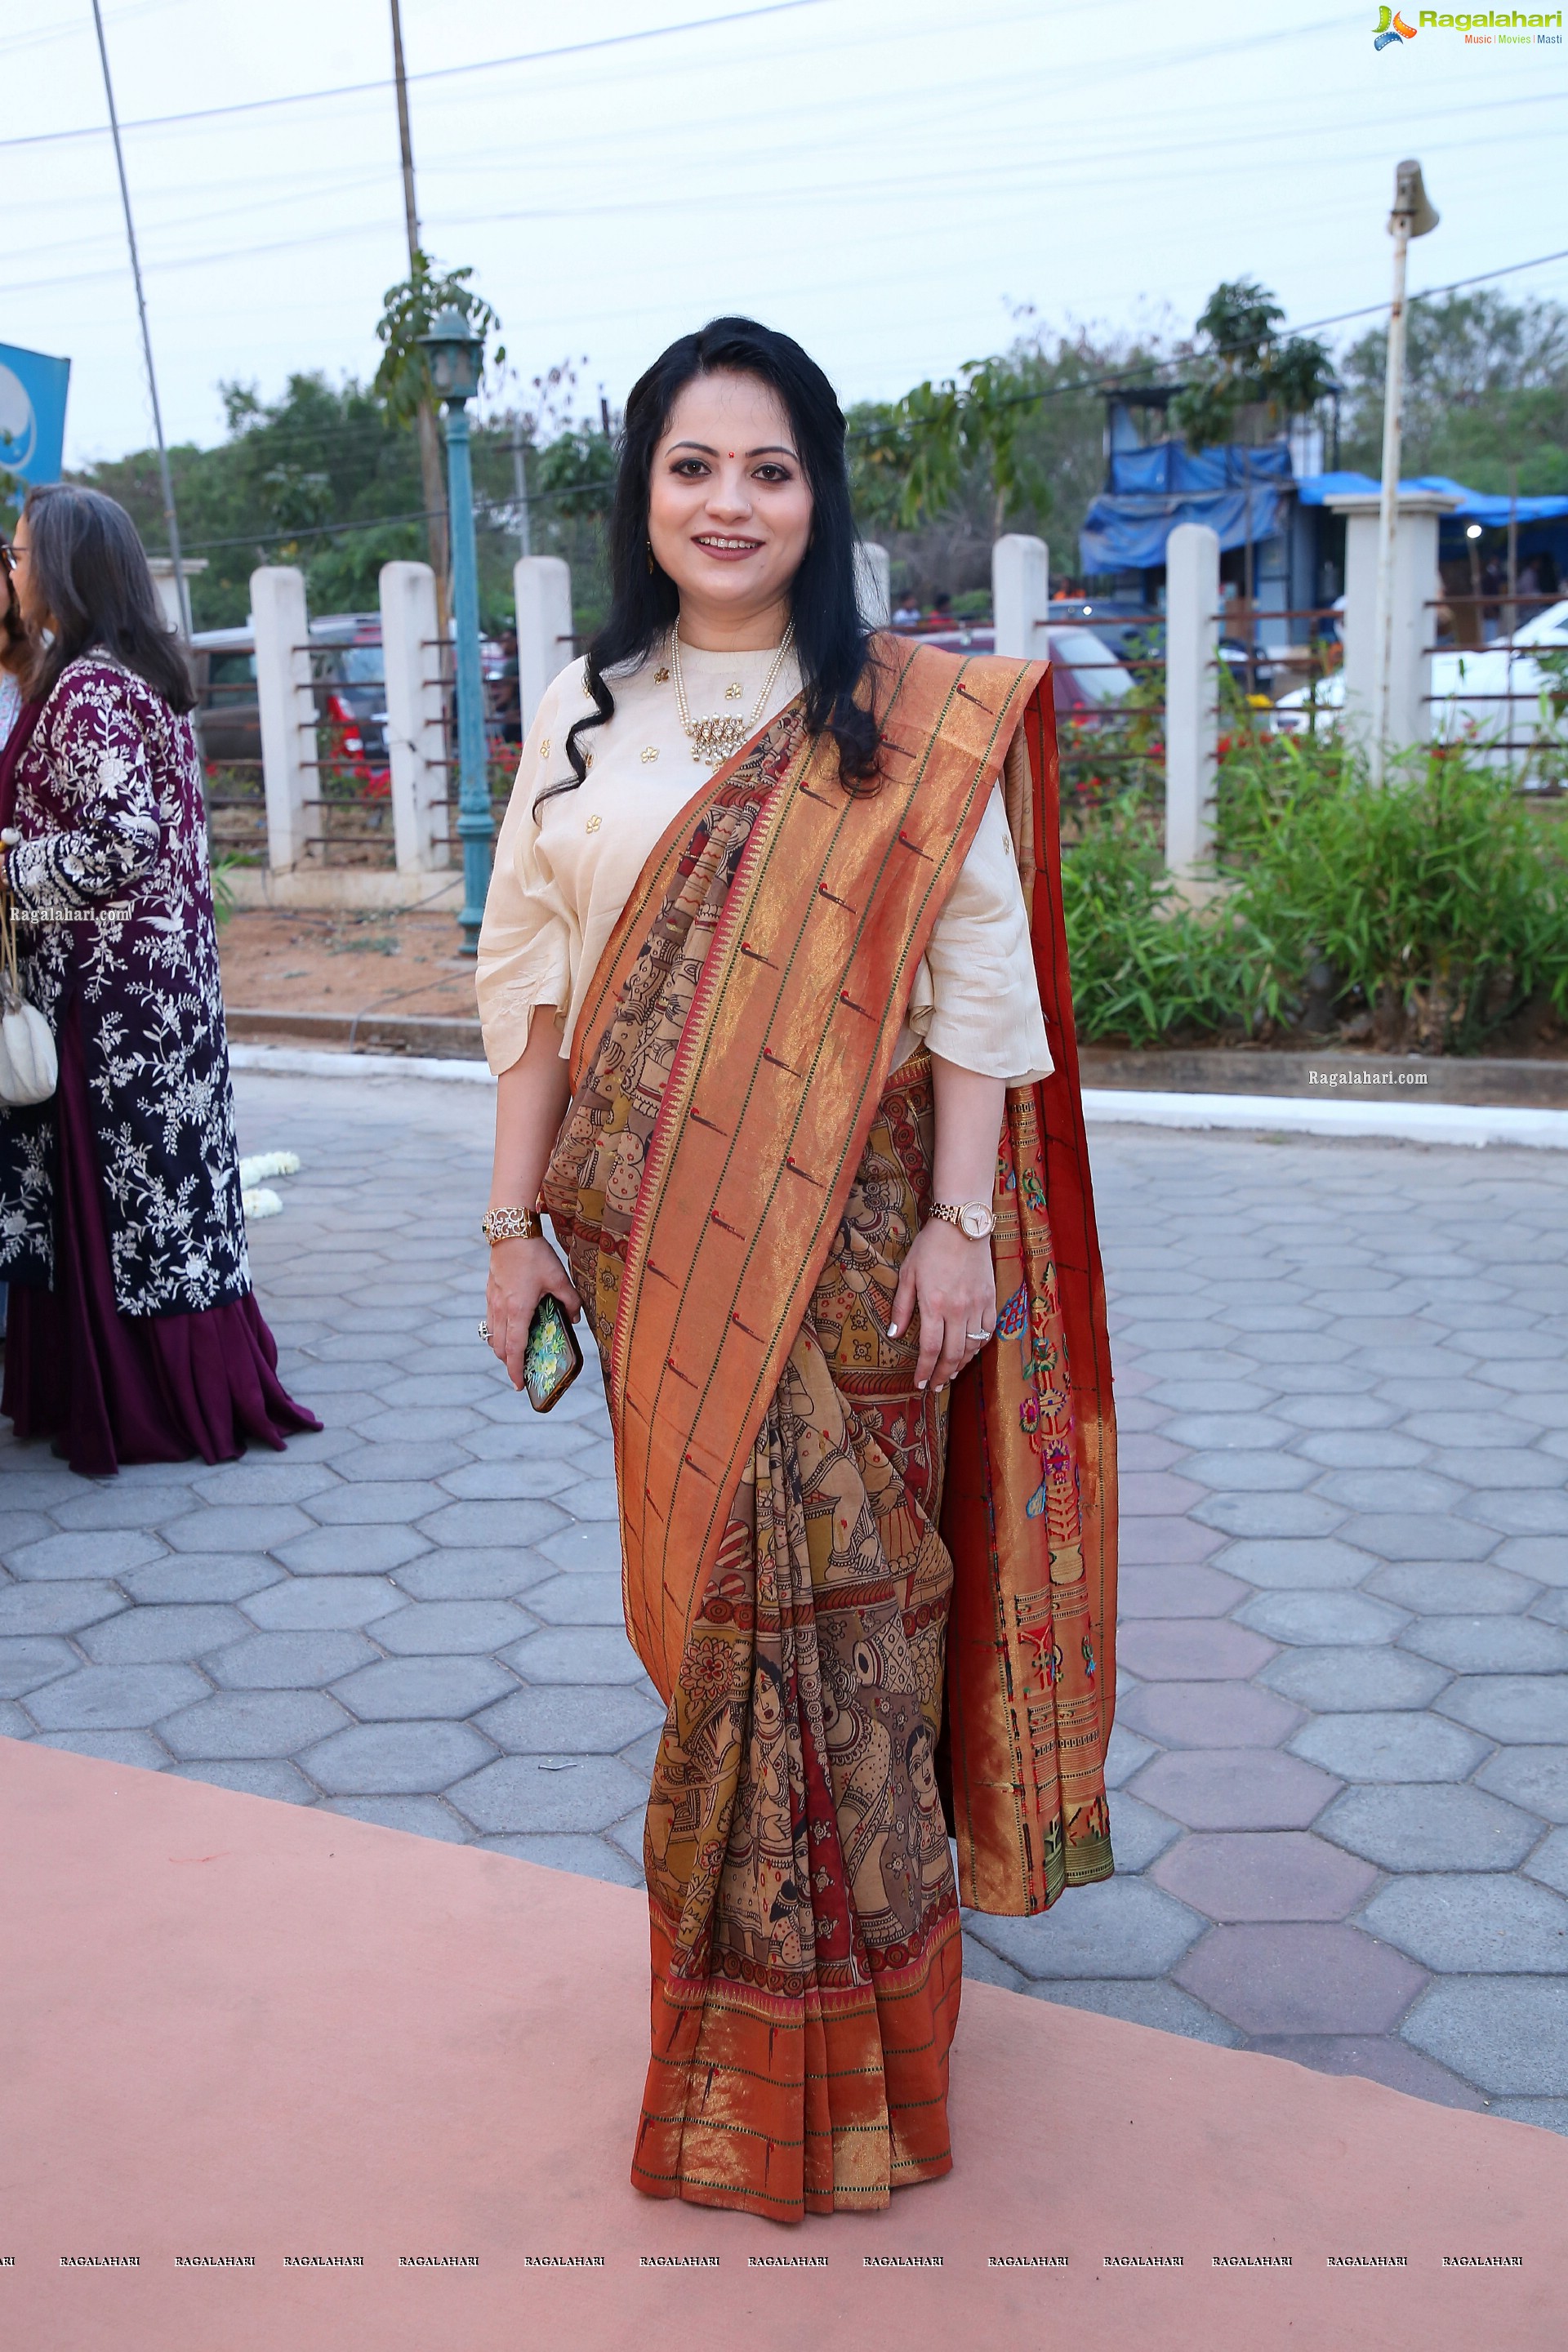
[{"xmin": 540, "ymin": 634, "xmax": 1116, "ymax": 2223}]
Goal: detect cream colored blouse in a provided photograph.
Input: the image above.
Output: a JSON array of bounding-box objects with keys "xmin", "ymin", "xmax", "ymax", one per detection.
[{"xmin": 475, "ymin": 640, "xmax": 1052, "ymax": 1085}]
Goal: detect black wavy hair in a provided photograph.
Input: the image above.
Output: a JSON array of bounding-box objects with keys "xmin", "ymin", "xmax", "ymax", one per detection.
[
  {"xmin": 541, "ymin": 316, "xmax": 879, "ymax": 812},
  {"xmin": 21, "ymin": 482, "xmax": 194, "ymax": 713}
]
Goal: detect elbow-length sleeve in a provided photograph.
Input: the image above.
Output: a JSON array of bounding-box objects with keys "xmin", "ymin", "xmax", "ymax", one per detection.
[
  {"xmin": 475, "ymin": 677, "xmax": 578, "ymax": 1076},
  {"xmin": 904, "ymin": 782, "xmax": 1053, "ymax": 1085},
  {"xmin": 7, "ymin": 665, "xmax": 162, "ymax": 915}
]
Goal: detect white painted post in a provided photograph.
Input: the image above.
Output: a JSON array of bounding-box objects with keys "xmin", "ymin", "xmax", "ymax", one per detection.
[
  {"xmin": 251, "ymin": 565, "xmax": 315, "ymax": 871},
  {"xmin": 514, "ymin": 556, "xmax": 574, "ymax": 735},
  {"xmin": 1165, "ymin": 523, "xmax": 1221, "ymax": 880},
  {"xmin": 1326, "ymin": 488, "xmax": 1458, "ymax": 773},
  {"xmin": 380, "ymin": 560, "xmax": 449, "ymax": 871},
  {"xmin": 992, "ymin": 533, "xmax": 1049, "ymax": 659},
  {"xmin": 856, "ymin": 541, "xmax": 891, "ymax": 629}
]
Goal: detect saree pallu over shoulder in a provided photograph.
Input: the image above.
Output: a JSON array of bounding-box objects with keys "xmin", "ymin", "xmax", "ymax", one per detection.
[{"xmin": 542, "ymin": 637, "xmax": 1116, "ymax": 2216}]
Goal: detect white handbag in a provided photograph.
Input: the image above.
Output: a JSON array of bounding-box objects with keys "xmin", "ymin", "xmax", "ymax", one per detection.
[{"xmin": 0, "ymin": 863, "xmax": 56, "ymax": 1107}]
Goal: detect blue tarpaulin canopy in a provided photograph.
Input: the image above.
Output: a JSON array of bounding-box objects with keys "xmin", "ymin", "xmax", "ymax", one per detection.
[
  {"xmin": 1294, "ymin": 470, "xmax": 1568, "ymax": 526},
  {"xmin": 1080, "ymin": 440, "xmax": 1293, "ymax": 573}
]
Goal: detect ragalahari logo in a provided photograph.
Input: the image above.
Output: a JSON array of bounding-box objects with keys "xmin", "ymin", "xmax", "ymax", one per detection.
[{"xmin": 1374, "ymin": 4, "xmax": 1418, "ymax": 42}]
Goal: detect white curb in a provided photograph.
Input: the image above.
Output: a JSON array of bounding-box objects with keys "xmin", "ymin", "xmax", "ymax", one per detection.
[
  {"xmin": 1083, "ymin": 1088, "xmax": 1568, "ymax": 1152},
  {"xmin": 228, "ymin": 1048, "xmax": 1568, "ymax": 1150}
]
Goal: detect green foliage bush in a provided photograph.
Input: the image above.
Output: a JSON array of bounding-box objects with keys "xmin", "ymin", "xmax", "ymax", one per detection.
[{"xmin": 1063, "ymin": 735, "xmax": 1568, "ymax": 1054}]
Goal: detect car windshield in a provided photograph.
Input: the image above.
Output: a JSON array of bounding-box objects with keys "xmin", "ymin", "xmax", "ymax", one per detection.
[{"xmin": 338, "ymin": 645, "xmax": 385, "ymax": 684}]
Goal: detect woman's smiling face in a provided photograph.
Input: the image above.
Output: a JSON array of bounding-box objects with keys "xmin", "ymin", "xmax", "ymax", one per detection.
[{"xmin": 647, "ymin": 370, "xmax": 813, "ymax": 640}]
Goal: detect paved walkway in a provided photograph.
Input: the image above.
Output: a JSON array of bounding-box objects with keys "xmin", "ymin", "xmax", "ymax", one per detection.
[{"xmin": 2, "ymin": 1068, "xmax": 1566, "ymax": 2135}]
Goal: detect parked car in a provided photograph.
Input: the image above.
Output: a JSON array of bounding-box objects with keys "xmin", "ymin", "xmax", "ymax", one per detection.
[
  {"xmin": 887, "ymin": 620, "xmax": 1135, "ymax": 710},
  {"xmin": 1271, "ymin": 598, "xmax": 1568, "ymax": 765},
  {"xmin": 189, "ymin": 612, "xmax": 390, "ymax": 769}
]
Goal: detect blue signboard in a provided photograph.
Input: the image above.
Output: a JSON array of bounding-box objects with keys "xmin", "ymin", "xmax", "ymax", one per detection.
[{"xmin": 0, "ymin": 341, "xmax": 71, "ymax": 484}]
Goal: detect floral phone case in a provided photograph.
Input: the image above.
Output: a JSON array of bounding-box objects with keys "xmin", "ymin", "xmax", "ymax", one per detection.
[{"xmin": 523, "ymin": 1293, "xmax": 584, "ymax": 1414}]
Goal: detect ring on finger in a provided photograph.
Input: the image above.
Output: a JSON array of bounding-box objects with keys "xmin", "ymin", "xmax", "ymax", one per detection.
[{"xmin": 478, "ymin": 1318, "xmax": 491, "ymax": 1342}]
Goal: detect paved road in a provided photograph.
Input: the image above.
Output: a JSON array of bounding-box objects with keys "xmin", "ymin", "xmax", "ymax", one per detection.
[{"xmin": 3, "ymin": 1067, "xmax": 1566, "ymax": 2136}]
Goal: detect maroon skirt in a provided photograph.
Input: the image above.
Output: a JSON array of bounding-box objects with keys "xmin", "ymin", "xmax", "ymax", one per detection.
[{"xmin": 2, "ymin": 1009, "xmax": 318, "ymax": 1479}]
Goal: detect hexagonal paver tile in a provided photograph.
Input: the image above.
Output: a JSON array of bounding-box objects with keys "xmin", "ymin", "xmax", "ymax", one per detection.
[
  {"xmin": 1117, "ymin": 1565, "xmax": 1253, "ymax": 1619},
  {"xmin": 120, "ymin": 1555, "xmax": 284, "ymax": 1605},
  {"xmin": 162, "ymin": 1508, "xmax": 314, "ymax": 1555},
  {"xmin": 189, "ymin": 1463, "xmax": 340, "ymax": 1506},
  {"xmin": 537, "ymin": 1522, "xmax": 622, "ymax": 1575},
  {"xmin": 301, "ymin": 1720, "xmax": 495, "ymax": 1797},
  {"xmin": 1115, "ymin": 1621, "xmax": 1276, "ymax": 1682},
  {"xmin": 965, "ymin": 1878, "xmax": 1207, "ymax": 1980},
  {"xmin": 170, "ymin": 1759, "xmax": 314, "ymax": 1804},
  {"xmin": 1525, "ymin": 1829, "xmax": 1568, "ymax": 1897},
  {"xmin": 1179, "ymin": 1451, "xmax": 1321, "ymax": 1493},
  {"xmin": 501, "ymin": 1627, "xmax": 648, "ymax": 1686},
  {"xmin": 1494, "ymin": 1539, "xmax": 1568, "ymax": 1587},
  {"xmin": 273, "ymin": 1526, "xmax": 432, "ymax": 1577},
  {"xmin": 1192, "ymin": 1494, "xmax": 1348, "ymax": 1540},
  {"xmin": 374, "ymin": 1600, "xmax": 537, "ymax": 1655},
  {"xmin": 324, "ymin": 1797, "xmax": 470, "ymax": 1842},
  {"xmin": 48, "ymin": 1488, "xmax": 197, "ymax": 1533},
  {"xmin": 1174, "ymin": 1922, "xmax": 1426, "ymax": 2036},
  {"xmin": 1102, "ymin": 1791, "xmax": 1183, "ymax": 1874},
  {"xmin": 1437, "ymin": 1676, "xmax": 1568, "ymax": 1744},
  {"xmin": 1240, "ymin": 2034, "xmax": 1486, "ymax": 2111},
  {"xmin": 1288, "ymin": 1711, "xmax": 1490, "ymax": 1784},
  {"xmin": 390, "ymin": 1550, "xmax": 556, "ymax": 1601},
  {"xmin": 434, "ymin": 1460, "xmax": 583, "ymax": 1501},
  {"xmin": 523, "ymin": 1574, "xmax": 626, "ymax": 1628},
  {"xmin": 158, "ymin": 1690, "xmax": 350, "ymax": 1760},
  {"xmin": 1157, "ymin": 1414, "xmax": 1296, "ymax": 1453},
  {"xmin": 1401, "ymin": 1617, "xmax": 1568, "ymax": 1675},
  {"xmin": 1401, "ymin": 1980, "xmax": 1568, "ymax": 2095},
  {"xmin": 3, "ymin": 1530, "xmax": 167, "ymax": 1581},
  {"xmin": 475, "ymin": 1831, "xmax": 644, "ymax": 1886},
  {"xmin": 1361, "ymin": 1873, "xmax": 1568, "ymax": 1974},
  {"xmin": 1151, "ymin": 1831, "xmax": 1377, "ymax": 1922},
  {"xmin": 1118, "ymin": 1519, "xmax": 1226, "ymax": 1568},
  {"xmin": 1365, "ymin": 1562, "xmax": 1541, "ymax": 1617},
  {"xmin": 447, "ymin": 1753, "xmax": 649, "ymax": 1834},
  {"xmin": 0, "ymin": 1580, "xmax": 127, "ymax": 1637},
  {"xmin": 1312, "ymin": 1469, "xmax": 1466, "ymax": 1514},
  {"xmin": 78, "ymin": 1605, "xmax": 249, "ymax": 1664},
  {"xmin": 241, "ymin": 1576, "xmax": 405, "ymax": 1630},
  {"xmin": 0, "ymin": 1637, "xmax": 78, "ymax": 1699},
  {"xmin": 1294, "ymin": 1432, "xmax": 1431, "ymax": 1470},
  {"xmin": 36, "ymin": 1729, "xmax": 169, "ymax": 1769},
  {"xmin": 1319, "ymin": 1783, "xmax": 1543, "ymax": 1874},
  {"xmin": 1023, "ymin": 1978, "xmax": 1240, "ymax": 2047},
  {"xmin": 1475, "ymin": 1748, "xmax": 1568, "ymax": 1823},
  {"xmin": 415, "ymin": 1499, "xmax": 570, "ymax": 1551},
  {"xmin": 25, "ymin": 1664, "xmax": 209, "ymax": 1731},
  {"xmin": 206, "ymin": 1631, "xmax": 381, "ymax": 1690},
  {"xmin": 331, "ymin": 1655, "xmax": 516, "ymax": 1721},
  {"xmin": 1215, "ymin": 1538, "xmax": 1383, "ymax": 1591},
  {"xmin": 1117, "ymin": 1681, "xmax": 1303, "ymax": 1749},
  {"xmin": 1237, "ymin": 1592, "xmax": 1409, "ymax": 1648},
  {"xmin": 474, "ymin": 1683, "xmax": 666, "ymax": 1756},
  {"xmin": 1103, "ymin": 1724, "xmax": 1157, "ymax": 1788},
  {"xmin": 1129, "ymin": 1748, "xmax": 1339, "ymax": 1831},
  {"xmin": 1257, "ymin": 1646, "xmax": 1450, "ymax": 1713},
  {"xmin": 301, "ymin": 1481, "xmax": 452, "ymax": 1526}
]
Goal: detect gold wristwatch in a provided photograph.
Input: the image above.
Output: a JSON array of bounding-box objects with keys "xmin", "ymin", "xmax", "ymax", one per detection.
[
  {"xmin": 928, "ymin": 1200, "xmax": 996, "ymax": 1241},
  {"xmin": 480, "ymin": 1205, "xmax": 542, "ymax": 1244}
]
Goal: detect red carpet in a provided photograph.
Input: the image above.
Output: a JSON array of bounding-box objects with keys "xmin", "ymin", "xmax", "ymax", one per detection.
[{"xmin": 1, "ymin": 1735, "xmax": 1560, "ymax": 2349}]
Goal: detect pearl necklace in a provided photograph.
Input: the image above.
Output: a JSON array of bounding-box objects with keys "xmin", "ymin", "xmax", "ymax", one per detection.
[{"xmin": 669, "ymin": 625, "xmax": 796, "ymax": 767}]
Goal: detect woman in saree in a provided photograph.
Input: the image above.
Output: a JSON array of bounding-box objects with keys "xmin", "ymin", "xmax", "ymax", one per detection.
[{"xmin": 475, "ymin": 318, "xmax": 1116, "ymax": 2224}]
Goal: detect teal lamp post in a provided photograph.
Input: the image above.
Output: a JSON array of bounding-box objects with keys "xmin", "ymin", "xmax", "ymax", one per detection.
[{"xmin": 420, "ymin": 303, "xmax": 492, "ymax": 954}]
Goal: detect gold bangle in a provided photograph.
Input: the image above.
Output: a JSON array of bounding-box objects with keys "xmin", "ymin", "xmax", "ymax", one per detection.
[{"xmin": 480, "ymin": 1205, "xmax": 541, "ymax": 1245}]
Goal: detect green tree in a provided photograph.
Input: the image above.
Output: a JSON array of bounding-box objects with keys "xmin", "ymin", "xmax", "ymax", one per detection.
[
  {"xmin": 373, "ymin": 250, "xmax": 505, "ymax": 613},
  {"xmin": 1338, "ymin": 289, "xmax": 1568, "ymax": 493},
  {"xmin": 1169, "ymin": 278, "xmax": 1335, "ymax": 450}
]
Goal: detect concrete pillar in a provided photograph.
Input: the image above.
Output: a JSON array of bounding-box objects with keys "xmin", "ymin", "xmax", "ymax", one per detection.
[
  {"xmin": 379, "ymin": 560, "xmax": 449, "ymax": 872},
  {"xmin": 1326, "ymin": 488, "xmax": 1459, "ymax": 770},
  {"xmin": 148, "ymin": 556, "xmax": 207, "ymax": 635},
  {"xmin": 855, "ymin": 541, "xmax": 891, "ymax": 629},
  {"xmin": 1165, "ymin": 523, "xmax": 1221, "ymax": 880},
  {"xmin": 992, "ymin": 534, "xmax": 1049, "ymax": 659},
  {"xmin": 514, "ymin": 557, "xmax": 574, "ymax": 735},
  {"xmin": 251, "ymin": 566, "xmax": 315, "ymax": 872}
]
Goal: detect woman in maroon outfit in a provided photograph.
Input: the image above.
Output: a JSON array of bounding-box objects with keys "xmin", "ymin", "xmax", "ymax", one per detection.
[{"xmin": 0, "ymin": 483, "xmax": 316, "ymax": 1475}]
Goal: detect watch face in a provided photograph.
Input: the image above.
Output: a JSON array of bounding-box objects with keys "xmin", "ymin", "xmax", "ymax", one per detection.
[{"xmin": 959, "ymin": 1203, "xmax": 995, "ymax": 1241}]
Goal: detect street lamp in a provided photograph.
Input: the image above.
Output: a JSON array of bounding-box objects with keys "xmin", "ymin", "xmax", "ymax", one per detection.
[
  {"xmin": 419, "ymin": 303, "xmax": 491, "ymax": 953},
  {"xmin": 1372, "ymin": 158, "xmax": 1439, "ymax": 773}
]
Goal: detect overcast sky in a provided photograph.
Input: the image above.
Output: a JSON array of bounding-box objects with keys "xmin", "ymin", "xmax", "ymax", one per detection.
[{"xmin": 6, "ymin": 0, "xmax": 1565, "ymax": 470}]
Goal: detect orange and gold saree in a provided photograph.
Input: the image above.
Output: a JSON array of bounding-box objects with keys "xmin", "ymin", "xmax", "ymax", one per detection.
[{"xmin": 541, "ymin": 634, "xmax": 1116, "ymax": 2223}]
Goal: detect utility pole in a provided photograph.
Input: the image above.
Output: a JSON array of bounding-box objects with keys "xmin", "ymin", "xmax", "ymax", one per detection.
[
  {"xmin": 510, "ymin": 422, "xmax": 532, "ymax": 560},
  {"xmin": 390, "ymin": 0, "xmax": 450, "ymax": 624},
  {"xmin": 91, "ymin": 0, "xmax": 192, "ymax": 639},
  {"xmin": 1372, "ymin": 158, "xmax": 1439, "ymax": 776}
]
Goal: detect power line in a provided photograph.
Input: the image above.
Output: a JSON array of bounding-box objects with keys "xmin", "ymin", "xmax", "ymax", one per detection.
[{"xmin": 0, "ymin": 0, "xmax": 829, "ymax": 152}]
